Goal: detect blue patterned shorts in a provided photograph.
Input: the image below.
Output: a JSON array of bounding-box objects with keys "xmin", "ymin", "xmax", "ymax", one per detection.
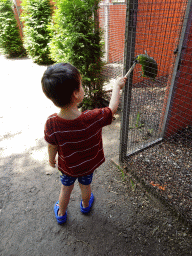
[{"xmin": 60, "ymin": 173, "xmax": 93, "ymax": 186}]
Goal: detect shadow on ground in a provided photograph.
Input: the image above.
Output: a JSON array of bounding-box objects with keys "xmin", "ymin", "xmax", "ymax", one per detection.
[{"xmin": 0, "ymin": 55, "xmax": 192, "ymax": 255}]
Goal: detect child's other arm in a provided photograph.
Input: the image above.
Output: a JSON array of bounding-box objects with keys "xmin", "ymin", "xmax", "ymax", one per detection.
[
  {"xmin": 48, "ymin": 143, "xmax": 58, "ymax": 168},
  {"xmin": 109, "ymin": 77, "xmax": 127, "ymax": 115}
]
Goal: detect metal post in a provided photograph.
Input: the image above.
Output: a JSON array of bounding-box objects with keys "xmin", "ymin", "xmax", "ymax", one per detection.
[{"xmin": 119, "ymin": 0, "xmax": 138, "ymax": 164}]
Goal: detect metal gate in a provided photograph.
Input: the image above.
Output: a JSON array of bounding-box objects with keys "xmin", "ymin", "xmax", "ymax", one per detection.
[{"xmin": 120, "ymin": 0, "xmax": 192, "ymax": 163}]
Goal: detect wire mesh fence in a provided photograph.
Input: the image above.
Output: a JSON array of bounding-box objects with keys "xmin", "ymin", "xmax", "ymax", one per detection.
[
  {"xmin": 121, "ymin": 0, "xmax": 190, "ymax": 158},
  {"xmin": 99, "ymin": 0, "xmax": 192, "ymax": 226}
]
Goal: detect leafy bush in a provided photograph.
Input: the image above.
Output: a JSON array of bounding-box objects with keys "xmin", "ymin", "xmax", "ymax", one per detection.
[
  {"xmin": 21, "ymin": 0, "xmax": 54, "ymax": 64},
  {"xmin": 0, "ymin": 0, "xmax": 25, "ymax": 57},
  {"xmin": 49, "ymin": 0, "xmax": 105, "ymax": 109}
]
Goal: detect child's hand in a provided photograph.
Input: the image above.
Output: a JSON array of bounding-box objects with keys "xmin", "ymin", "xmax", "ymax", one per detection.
[
  {"xmin": 49, "ymin": 159, "xmax": 56, "ymax": 168},
  {"xmin": 117, "ymin": 77, "xmax": 127, "ymax": 89}
]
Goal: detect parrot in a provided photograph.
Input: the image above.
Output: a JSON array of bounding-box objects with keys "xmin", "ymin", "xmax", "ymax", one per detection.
[{"xmin": 135, "ymin": 52, "xmax": 158, "ymax": 80}]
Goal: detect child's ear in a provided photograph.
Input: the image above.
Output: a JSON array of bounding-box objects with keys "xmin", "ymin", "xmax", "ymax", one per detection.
[{"xmin": 72, "ymin": 90, "xmax": 79, "ymax": 100}]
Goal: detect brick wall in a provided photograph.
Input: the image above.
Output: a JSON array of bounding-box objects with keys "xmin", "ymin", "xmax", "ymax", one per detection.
[
  {"xmin": 164, "ymin": 9, "xmax": 192, "ymax": 138},
  {"xmin": 98, "ymin": 3, "xmax": 126, "ymax": 64},
  {"xmin": 133, "ymin": 0, "xmax": 186, "ymax": 82},
  {"xmin": 98, "ymin": 0, "xmax": 186, "ymax": 81},
  {"xmin": 108, "ymin": 4, "xmax": 126, "ymax": 63}
]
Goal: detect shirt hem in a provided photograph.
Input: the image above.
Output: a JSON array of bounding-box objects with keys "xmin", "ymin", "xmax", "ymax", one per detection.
[{"xmin": 58, "ymin": 158, "xmax": 105, "ymax": 177}]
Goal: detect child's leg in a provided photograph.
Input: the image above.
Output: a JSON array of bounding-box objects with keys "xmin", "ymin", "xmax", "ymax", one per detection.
[
  {"xmin": 78, "ymin": 183, "xmax": 91, "ymax": 208},
  {"xmin": 58, "ymin": 183, "xmax": 74, "ymax": 216}
]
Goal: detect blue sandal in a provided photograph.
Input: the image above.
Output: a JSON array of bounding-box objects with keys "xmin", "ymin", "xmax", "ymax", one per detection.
[
  {"xmin": 80, "ymin": 193, "xmax": 94, "ymax": 214},
  {"xmin": 54, "ymin": 201, "xmax": 67, "ymax": 224}
]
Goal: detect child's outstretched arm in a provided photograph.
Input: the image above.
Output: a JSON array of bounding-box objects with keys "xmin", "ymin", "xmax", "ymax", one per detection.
[
  {"xmin": 48, "ymin": 143, "xmax": 58, "ymax": 167},
  {"xmin": 109, "ymin": 77, "xmax": 127, "ymax": 115}
]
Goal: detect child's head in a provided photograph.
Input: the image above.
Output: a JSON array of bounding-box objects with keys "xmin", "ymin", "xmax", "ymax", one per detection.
[{"xmin": 41, "ymin": 63, "xmax": 81, "ymax": 108}]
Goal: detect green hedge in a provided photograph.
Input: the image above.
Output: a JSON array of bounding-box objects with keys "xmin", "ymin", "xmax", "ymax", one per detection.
[
  {"xmin": 21, "ymin": 0, "xmax": 53, "ymax": 64},
  {"xmin": 49, "ymin": 0, "xmax": 105, "ymax": 109},
  {"xmin": 0, "ymin": 0, "xmax": 25, "ymax": 57}
]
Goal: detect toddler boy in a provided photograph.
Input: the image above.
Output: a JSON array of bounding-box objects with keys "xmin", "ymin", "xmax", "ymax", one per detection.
[{"xmin": 41, "ymin": 63, "xmax": 127, "ymax": 224}]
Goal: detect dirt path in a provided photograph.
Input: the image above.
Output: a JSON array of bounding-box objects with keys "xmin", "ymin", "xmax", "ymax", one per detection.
[{"xmin": 0, "ymin": 55, "xmax": 192, "ymax": 255}]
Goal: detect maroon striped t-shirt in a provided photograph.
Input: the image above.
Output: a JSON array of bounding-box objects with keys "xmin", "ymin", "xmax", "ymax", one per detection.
[{"xmin": 44, "ymin": 107, "xmax": 113, "ymax": 177}]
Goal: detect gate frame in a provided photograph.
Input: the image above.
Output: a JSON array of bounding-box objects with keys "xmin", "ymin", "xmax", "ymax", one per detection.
[
  {"xmin": 119, "ymin": 0, "xmax": 192, "ymax": 165},
  {"xmin": 119, "ymin": 0, "xmax": 138, "ymax": 163}
]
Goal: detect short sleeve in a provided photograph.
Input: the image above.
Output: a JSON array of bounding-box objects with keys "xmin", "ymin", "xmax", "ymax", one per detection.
[
  {"xmin": 99, "ymin": 107, "xmax": 113, "ymax": 127},
  {"xmin": 44, "ymin": 117, "xmax": 57, "ymax": 145}
]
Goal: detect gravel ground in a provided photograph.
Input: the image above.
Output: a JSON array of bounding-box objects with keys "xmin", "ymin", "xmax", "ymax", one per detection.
[
  {"xmin": 126, "ymin": 126, "xmax": 192, "ymax": 228},
  {"xmin": 0, "ymin": 55, "xmax": 192, "ymax": 255}
]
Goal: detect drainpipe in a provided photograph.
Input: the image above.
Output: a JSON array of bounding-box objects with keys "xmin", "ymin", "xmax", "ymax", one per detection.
[
  {"xmin": 11, "ymin": 0, "xmax": 23, "ymax": 37},
  {"xmin": 100, "ymin": 0, "xmax": 110, "ymax": 63}
]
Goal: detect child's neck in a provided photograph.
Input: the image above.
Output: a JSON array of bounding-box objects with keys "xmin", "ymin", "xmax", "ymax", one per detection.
[{"xmin": 58, "ymin": 104, "xmax": 81, "ymax": 120}]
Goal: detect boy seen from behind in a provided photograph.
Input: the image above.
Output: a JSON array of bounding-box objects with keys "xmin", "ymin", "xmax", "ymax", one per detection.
[{"xmin": 41, "ymin": 63, "xmax": 127, "ymax": 224}]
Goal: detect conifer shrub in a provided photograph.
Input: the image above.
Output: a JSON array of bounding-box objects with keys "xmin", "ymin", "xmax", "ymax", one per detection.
[
  {"xmin": 21, "ymin": 0, "xmax": 54, "ymax": 64},
  {"xmin": 49, "ymin": 0, "xmax": 105, "ymax": 109},
  {"xmin": 0, "ymin": 0, "xmax": 25, "ymax": 57}
]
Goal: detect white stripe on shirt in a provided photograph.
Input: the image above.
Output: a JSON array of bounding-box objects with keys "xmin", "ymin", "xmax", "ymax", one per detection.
[
  {"xmin": 59, "ymin": 128, "xmax": 102, "ymax": 147},
  {"xmin": 58, "ymin": 148, "xmax": 103, "ymax": 169},
  {"xmin": 46, "ymin": 116, "xmax": 104, "ymax": 137},
  {"xmin": 48, "ymin": 115, "xmax": 57, "ymax": 119},
  {"xmin": 60, "ymin": 140, "xmax": 101, "ymax": 158},
  {"xmin": 47, "ymin": 111, "xmax": 90, "ymax": 121},
  {"xmin": 58, "ymin": 157, "xmax": 105, "ymax": 177}
]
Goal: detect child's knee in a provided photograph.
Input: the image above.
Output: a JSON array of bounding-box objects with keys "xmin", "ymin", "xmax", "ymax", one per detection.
[{"xmin": 61, "ymin": 183, "xmax": 74, "ymax": 192}]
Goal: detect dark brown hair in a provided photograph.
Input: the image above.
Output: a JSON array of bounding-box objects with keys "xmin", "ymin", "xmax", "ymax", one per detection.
[{"xmin": 41, "ymin": 63, "xmax": 81, "ymax": 107}]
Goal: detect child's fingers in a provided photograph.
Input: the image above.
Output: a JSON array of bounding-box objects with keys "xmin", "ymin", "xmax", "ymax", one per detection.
[
  {"xmin": 123, "ymin": 76, "xmax": 128, "ymax": 82},
  {"xmin": 117, "ymin": 77, "xmax": 127, "ymax": 89}
]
